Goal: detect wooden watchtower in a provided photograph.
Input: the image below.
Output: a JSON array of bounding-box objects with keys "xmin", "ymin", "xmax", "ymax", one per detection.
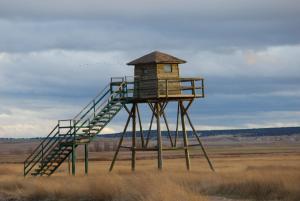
[
  {"xmin": 110, "ymin": 51, "xmax": 214, "ymax": 171},
  {"xmin": 23, "ymin": 51, "xmax": 214, "ymax": 177}
]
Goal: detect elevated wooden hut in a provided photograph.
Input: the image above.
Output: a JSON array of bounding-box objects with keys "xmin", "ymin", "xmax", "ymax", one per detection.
[{"xmin": 127, "ymin": 51, "xmax": 186, "ymax": 98}]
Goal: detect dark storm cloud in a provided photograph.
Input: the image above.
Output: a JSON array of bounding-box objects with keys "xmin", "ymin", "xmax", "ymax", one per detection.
[{"xmin": 0, "ymin": 0, "xmax": 299, "ymax": 53}]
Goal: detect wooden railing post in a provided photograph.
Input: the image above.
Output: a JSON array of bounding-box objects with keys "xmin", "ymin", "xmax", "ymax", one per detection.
[
  {"xmin": 192, "ymin": 80, "xmax": 196, "ymax": 96},
  {"xmin": 165, "ymin": 79, "xmax": 168, "ymax": 97},
  {"xmin": 201, "ymin": 79, "xmax": 205, "ymax": 98},
  {"xmin": 157, "ymin": 79, "xmax": 160, "ymax": 97}
]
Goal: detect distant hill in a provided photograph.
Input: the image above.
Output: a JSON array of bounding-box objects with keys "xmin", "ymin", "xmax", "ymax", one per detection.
[
  {"xmin": 99, "ymin": 126, "xmax": 300, "ymax": 139},
  {"xmin": 1, "ymin": 127, "xmax": 300, "ymax": 140}
]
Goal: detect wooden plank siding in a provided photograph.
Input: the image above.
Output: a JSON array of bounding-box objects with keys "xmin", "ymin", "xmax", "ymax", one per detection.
[
  {"xmin": 133, "ymin": 63, "xmax": 181, "ymax": 98},
  {"xmin": 134, "ymin": 64, "xmax": 157, "ymax": 98},
  {"xmin": 157, "ymin": 64, "xmax": 181, "ymax": 96}
]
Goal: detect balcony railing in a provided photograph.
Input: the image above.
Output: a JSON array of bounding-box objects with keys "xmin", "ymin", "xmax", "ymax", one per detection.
[{"xmin": 110, "ymin": 76, "xmax": 204, "ymax": 100}]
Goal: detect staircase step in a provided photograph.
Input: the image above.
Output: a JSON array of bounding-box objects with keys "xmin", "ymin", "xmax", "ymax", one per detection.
[
  {"xmin": 95, "ymin": 115, "xmax": 111, "ymax": 119},
  {"xmin": 98, "ymin": 111, "xmax": 116, "ymax": 115},
  {"xmin": 82, "ymin": 128, "xmax": 100, "ymax": 133},
  {"xmin": 90, "ymin": 121, "xmax": 105, "ymax": 126},
  {"xmin": 26, "ymin": 87, "xmax": 125, "ymax": 177}
]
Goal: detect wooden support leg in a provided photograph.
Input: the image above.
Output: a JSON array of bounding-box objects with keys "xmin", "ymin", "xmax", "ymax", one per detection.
[
  {"xmin": 180, "ymin": 101, "xmax": 191, "ymax": 171},
  {"xmin": 175, "ymin": 102, "xmax": 180, "ymax": 147},
  {"xmin": 156, "ymin": 103, "xmax": 163, "ymax": 170},
  {"xmin": 185, "ymin": 112, "xmax": 215, "ymax": 172},
  {"xmin": 84, "ymin": 144, "xmax": 88, "ymax": 175},
  {"xmin": 68, "ymin": 155, "xmax": 71, "ymax": 175},
  {"xmin": 132, "ymin": 103, "xmax": 136, "ymax": 171},
  {"xmin": 72, "ymin": 144, "xmax": 76, "ymax": 176},
  {"xmin": 162, "ymin": 111, "xmax": 174, "ymax": 147},
  {"xmin": 145, "ymin": 113, "xmax": 154, "ymax": 147},
  {"xmin": 136, "ymin": 105, "xmax": 145, "ymax": 147},
  {"xmin": 110, "ymin": 106, "xmax": 132, "ymax": 171}
]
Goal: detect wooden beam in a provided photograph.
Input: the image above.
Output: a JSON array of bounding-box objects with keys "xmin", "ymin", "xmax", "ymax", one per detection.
[
  {"xmin": 131, "ymin": 103, "xmax": 136, "ymax": 171},
  {"xmin": 185, "ymin": 111, "xmax": 215, "ymax": 172},
  {"xmin": 145, "ymin": 112, "xmax": 154, "ymax": 147},
  {"xmin": 156, "ymin": 103, "xmax": 163, "ymax": 170},
  {"xmin": 136, "ymin": 104, "xmax": 145, "ymax": 147},
  {"xmin": 175, "ymin": 102, "xmax": 180, "ymax": 147},
  {"xmin": 109, "ymin": 106, "xmax": 133, "ymax": 171},
  {"xmin": 162, "ymin": 111, "xmax": 174, "ymax": 147},
  {"xmin": 180, "ymin": 101, "xmax": 190, "ymax": 171}
]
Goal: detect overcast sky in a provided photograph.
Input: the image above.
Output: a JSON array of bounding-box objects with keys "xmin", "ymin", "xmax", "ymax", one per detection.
[{"xmin": 0, "ymin": 0, "xmax": 300, "ymax": 138}]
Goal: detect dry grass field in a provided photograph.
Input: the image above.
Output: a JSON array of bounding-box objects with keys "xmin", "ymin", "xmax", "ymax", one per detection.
[{"xmin": 0, "ymin": 135, "xmax": 300, "ymax": 201}]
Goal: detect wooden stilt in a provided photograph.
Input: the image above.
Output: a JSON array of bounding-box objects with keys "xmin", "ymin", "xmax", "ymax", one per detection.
[
  {"xmin": 162, "ymin": 111, "xmax": 174, "ymax": 147},
  {"xmin": 185, "ymin": 112, "xmax": 215, "ymax": 172},
  {"xmin": 175, "ymin": 102, "xmax": 180, "ymax": 147},
  {"xmin": 68, "ymin": 155, "xmax": 71, "ymax": 175},
  {"xmin": 180, "ymin": 101, "xmax": 191, "ymax": 171},
  {"xmin": 131, "ymin": 103, "xmax": 136, "ymax": 171},
  {"xmin": 145, "ymin": 112, "xmax": 154, "ymax": 147},
  {"xmin": 109, "ymin": 105, "xmax": 132, "ymax": 171},
  {"xmin": 136, "ymin": 105, "xmax": 145, "ymax": 147},
  {"xmin": 156, "ymin": 103, "xmax": 163, "ymax": 170}
]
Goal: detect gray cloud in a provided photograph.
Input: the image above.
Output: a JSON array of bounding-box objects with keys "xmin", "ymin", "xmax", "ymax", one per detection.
[
  {"xmin": 0, "ymin": 0, "xmax": 300, "ymax": 137},
  {"xmin": 0, "ymin": 0, "xmax": 300, "ymax": 53}
]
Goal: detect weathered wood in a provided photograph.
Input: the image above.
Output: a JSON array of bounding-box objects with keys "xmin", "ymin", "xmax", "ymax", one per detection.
[
  {"xmin": 145, "ymin": 112, "xmax": 154, "ymax": 147},
  {"xmin": 156, "ymin": 103, "xmax": 163, "ymax": 170},
  {"xmin": 175, "ymin": 102, "xmax": 180, "ymax": 147},
  {"xmin": 185, "ymin": 111, "xmax": 215, "ymax": 172},
  {"xmin": 136, "ymin": 105, "xmax": 145, "ymax": 147},
  {"xmin": 162, "ymin": 111, "xmax": 174, "ymax": 147},
  {"xmin": 68, "ymin": 155, "xmax": 71, "ymax": 175},
  {"xmin": 131, "ymin": 103, "xmax": 136, "ymax": 171},
  {"xmin": 180, "ymin": 101, "xmax": 191, "ymax": 171},
  {"xmin": 109, "ymin": 106, "xmax": 133, "ymax": 171}
]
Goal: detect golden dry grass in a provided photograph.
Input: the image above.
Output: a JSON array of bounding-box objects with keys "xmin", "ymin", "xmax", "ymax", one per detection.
[{"xmin": 0, "ymin": 153, "xmax": 300, "ymax": 201}]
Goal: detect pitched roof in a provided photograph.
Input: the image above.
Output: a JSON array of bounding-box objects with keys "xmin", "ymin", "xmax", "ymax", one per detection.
[{"xmin": 127, "ymin": 51, "xmax": 186, "ymax": 65}]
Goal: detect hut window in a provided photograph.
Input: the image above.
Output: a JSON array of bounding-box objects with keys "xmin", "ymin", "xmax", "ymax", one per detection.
[
  {"xmin": 143, "ymin": 69, "xmax": 148, "ymax": 74},
  {"xmin": 163, "ymin": 64, "xmax": 172, "ymax": 73}
]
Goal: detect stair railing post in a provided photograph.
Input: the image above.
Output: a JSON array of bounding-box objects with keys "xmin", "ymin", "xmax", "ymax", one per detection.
[
  {"xmin": 93, "ymin": 100, "xmax": 96, "ymax": 118},
  {"xmin": 72, "ymin": 120, "xmax": 75, "ymax": 142},
  {"xmin": 41, "ymin": 142, "xmax": 44, "ymax": 162},
  {"xmin": 72, "ymin": 119, "xmax": 76, "ymax": 176},
  {"xmin": 58, "ymin": 120, "xmax": 60, "ymax": 135}
]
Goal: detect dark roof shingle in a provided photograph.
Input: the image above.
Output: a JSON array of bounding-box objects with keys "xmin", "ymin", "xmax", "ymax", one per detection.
[{"xmin": 127, "ymin": 51, "xmax": 186, "ymax": 65}]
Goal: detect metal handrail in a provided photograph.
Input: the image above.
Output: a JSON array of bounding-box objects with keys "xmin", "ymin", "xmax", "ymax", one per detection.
[
  {"xmin": 24, "ymin": 130, "xmax": 60, "ymax": 175},
  {"xmin": 24, "ymin": 79, "xmax": 128, "ymax": 176},
  {"xmin": 24, "ymin": 124, "xmax": 59, "ymax": 165},
  {"xmin": 24, "ymin": 128, "xmax": 60, "ymax": 175},
  {"xmin": 73, "ymin": 83, "xmax": 110, "ymax": 120}
]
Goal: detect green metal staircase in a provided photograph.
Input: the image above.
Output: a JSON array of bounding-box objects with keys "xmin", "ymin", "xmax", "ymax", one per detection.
[{"xmin": 24, "ymin": 79, "xmax": 130, "ymax": 176}]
